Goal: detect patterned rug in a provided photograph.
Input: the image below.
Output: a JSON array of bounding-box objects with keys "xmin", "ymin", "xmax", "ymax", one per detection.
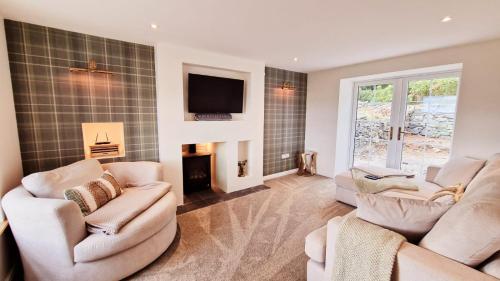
[{"xmin": 128, "ymin": 174, "xmax": 353, "ymax": 281}]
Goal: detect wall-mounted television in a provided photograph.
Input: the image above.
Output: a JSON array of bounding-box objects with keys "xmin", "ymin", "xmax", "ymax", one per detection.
[{"xmin": 188, "ymin": 73, "xmax": 244, "ymax": 113}]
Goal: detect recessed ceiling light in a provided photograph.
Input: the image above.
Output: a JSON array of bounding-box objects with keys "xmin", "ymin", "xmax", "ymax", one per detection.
[
  {"xmin": 150, "ymin": 23, "xmax": 158, "ymax": 29},
  {"xmin": 441, "ymin": 16, "xmax": 452, "ymax": 23},
  {"xmin": 293, "ymin": 57, "xmax": 299, "ymax": 62}
]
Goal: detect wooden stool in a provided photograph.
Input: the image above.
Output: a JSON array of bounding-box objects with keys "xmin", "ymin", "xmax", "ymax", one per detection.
[{"xmin": 298, "ymin": 151, "xmax": 317, "ymax": 176}]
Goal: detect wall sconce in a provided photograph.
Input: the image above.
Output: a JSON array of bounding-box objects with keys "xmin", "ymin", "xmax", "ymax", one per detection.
[
  {"xmin": 69, "ymin": 59, "xmax": 115, "ymax": 75},
  {"xmin": 280, "ymin": 81, "xmax": 296, "ymax": 90},
  {"xmin": 278, "ymin": 81, "xmax": 295, "ymax": 95}
]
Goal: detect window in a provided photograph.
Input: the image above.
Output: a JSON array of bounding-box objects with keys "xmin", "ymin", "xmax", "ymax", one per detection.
[{"xmin": 351, "ymin": 72, "xmax": 460, "ymax": 176}]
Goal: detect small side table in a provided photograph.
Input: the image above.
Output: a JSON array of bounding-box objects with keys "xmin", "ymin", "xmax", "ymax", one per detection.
[{"xmin": 297, "ymin": 151, "xmax": 317, "ymax": 176}]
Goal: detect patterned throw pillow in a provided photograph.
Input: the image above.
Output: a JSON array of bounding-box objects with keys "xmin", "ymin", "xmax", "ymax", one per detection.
[{"xmin": 64, "ymin": 170, "xmax": 122, "ymax": 216}]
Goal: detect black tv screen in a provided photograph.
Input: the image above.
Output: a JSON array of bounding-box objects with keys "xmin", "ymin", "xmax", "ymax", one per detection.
[{"xmin": 188, "ymin": 73, "xmax": 244, "ymax": 113}]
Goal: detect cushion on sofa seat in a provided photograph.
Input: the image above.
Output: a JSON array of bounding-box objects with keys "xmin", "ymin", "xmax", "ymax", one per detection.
[
  {"xmin": 101, "ymin": 161, "xmax": 163, "ymax": 187},
  {"xmin": 64, "ymin": 170, "xmax": 122, "ymax": 216},
  {"xmin": 74, "ymin": 189, "xmax": 177, "ymax": 262},
  {"xmin": 480, "ymin": 252, "xmax": 500, "ymax": 279},
  {"xmin": 22, "ymin": 159, "xmax": 103, "ymax": 199},
  {"xmin": 334, "ymin": 171, "xmax": 358, "ymax": 192},
  {"xmin": 335, "ymin": 185, "xmax": 358, "ymax": 206},
  {"xmin": 305, "ymin": 225, "xmax": 327, "ymax": 263},
  {"xmin": 419, "ymin": 155, "xmax": 500, "ymax": 266},
  {"xmin": 356, "ymin": 193, "xmax": 452, "ymax": 242},
  {"xmin": 433, "ymin": 156, "xmax": 486, "ymax": 188},
  {"xmin": 465, "ymin": 153, "xmax": 500, "ymax": 196},
  {"xmin": 378, "ymin": 190, "xmax": 425, "ymax": 200}
]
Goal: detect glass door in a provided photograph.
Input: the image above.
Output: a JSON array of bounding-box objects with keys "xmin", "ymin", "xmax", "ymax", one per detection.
[
  {"xmin": 396, "ymin": 75, "xmax": 460, "ymax": 175},
  {"xmin": 351, "ymin": 81, "xmax": 400, "ymax": 168},
  {"xmin": 350, "ymin": 73, "xmax": 460, "ymax": 176}
]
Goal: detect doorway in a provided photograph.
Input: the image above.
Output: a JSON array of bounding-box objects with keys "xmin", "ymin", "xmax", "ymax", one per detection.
[{"xmin": 350, "ymin": 72, "xmax": 460, "ymax": 176}]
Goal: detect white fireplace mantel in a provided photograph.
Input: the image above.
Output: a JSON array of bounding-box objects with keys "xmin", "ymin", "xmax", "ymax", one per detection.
[{"xmin": 155, "ymin": 43, "xmax": 265, "ymax": 205}]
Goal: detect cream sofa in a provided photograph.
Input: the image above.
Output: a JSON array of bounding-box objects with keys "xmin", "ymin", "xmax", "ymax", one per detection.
[
  {"xmin": 2, "ymin": 160, "xmax": 177, "ymax": 281},
  {"xmin": 305, "ymin": 216, "xmax": 498, "ymax": 281},
  {"xmin": 306, "ymin": 159, "xmax": 500, "ymax": 280},
  {"xmin": 334, "ymin": 165, "xmax": 443, "ymax": 206}
]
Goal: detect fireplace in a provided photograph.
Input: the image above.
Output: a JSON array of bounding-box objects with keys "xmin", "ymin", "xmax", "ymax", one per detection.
[{"xmin": 182, "ymin": 152, "xmax": 211, "ymax": 193}]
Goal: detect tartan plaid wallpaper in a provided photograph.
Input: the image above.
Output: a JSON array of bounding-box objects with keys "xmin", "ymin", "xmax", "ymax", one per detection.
[
  {"xmin": 264, "ymin": 67, "xmax": 307, "ymax": 176},
  {"xmin": 4, "ymin": 20, "xmax": 159, "ymax": 175}
]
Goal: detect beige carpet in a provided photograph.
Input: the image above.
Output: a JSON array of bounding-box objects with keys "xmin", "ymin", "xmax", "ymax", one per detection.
[{"xmin": 128, "ymin": 174, "xmax": 353, "ymax": 281}]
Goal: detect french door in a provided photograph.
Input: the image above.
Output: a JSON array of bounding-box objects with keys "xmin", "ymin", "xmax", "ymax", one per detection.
[{"xmin": 350, "ymin": 72, "xmax": 460, "ymax": 176}]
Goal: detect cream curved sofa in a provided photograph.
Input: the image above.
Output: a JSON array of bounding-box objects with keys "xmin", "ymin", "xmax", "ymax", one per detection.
[{"xmin": 2, "ymin": 161, "xmax": 177, "ymax": 281}]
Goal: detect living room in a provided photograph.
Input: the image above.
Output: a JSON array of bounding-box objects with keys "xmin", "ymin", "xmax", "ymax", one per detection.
[{"xmin": 0, "ymin": 1, "xmax": 499, "ymax": 280}]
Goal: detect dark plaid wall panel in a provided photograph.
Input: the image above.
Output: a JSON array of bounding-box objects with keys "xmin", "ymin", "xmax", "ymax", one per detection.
[
  {"xmin": 264, "ymin": 67, "xmax": 307, "ymax": 176},
  {"xmin": 5, "ymin": 20, "xmax": 159, "ymax": 175}
]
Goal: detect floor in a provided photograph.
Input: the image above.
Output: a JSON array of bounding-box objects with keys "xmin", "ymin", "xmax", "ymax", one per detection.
[
  {"xmin": 128, "ymin": 174, "xmax": 353, "ymax": 281},
  {"xmin": 178, "ymin": 185, "xmax": 270, "ymax": 214}
]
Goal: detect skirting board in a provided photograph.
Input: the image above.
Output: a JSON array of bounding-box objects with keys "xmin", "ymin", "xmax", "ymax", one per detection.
[{"xmin": 263, "ymin": 169, "xmax": 298, "ymax": 181}]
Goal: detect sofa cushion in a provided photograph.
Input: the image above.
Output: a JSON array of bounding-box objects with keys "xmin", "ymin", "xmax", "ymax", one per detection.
[
  {"xmin": 356, "ymin": 193, "xmax": 452, "ymax": 242},
  {"xmin": 101, "ymin": 161, "xmax": 163, "ymax": 187},
  {"xmin": 465, "ymin": 153, "xmax": 500, "ymax": 195},
  {"xmin": 419, "ymin": 155, "xmax": 500, "ymax": 266},
  {"xmin": 22, "ymin": 159, "xmax": 103, "ymax": 199},
  {"xmin": 335, "ymin": 171, "xmax": 358, "ymax": 192},
  {"xmin": 433, "ymin": 156, "xmax": 485, "ymax": 188},
  {"xmin": 480, "ymin": 252, "xmax": 500, "ymax": 279},
  {"xmin": 74, "ymin": 189, "xmax": 177, "ymax": 262},
  {"xmin": 64, "ymin": 171, "xmax": 122, "ymax": 215},
  {"xmin": 305, "ymin": 225, "xmax": 327, "ymax": 263}
]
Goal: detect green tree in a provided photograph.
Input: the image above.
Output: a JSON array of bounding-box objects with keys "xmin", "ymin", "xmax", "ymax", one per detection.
[
  {"xmin": 359, "ymin": 78, "xmax": 458, "ymax": 103},
  {"xmin": 408, "ymin": 78, "xmax": 458, "ymax": 102},
  {"xmin": 358, "ymin": 84, "xmax": 393, "ymax": 102}
]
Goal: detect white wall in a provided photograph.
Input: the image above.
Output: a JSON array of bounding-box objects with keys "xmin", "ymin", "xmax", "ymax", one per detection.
[
  {"xmin": 0, "ymin": 16, "xmax": 23, "ymax": 281},
  {"xmin": 305, "ymin": 39, "xmax": 500, "ymax": 178},
  {"xmin": 155, "ymin": 43, "xmax": 265, "ymax": 204}
]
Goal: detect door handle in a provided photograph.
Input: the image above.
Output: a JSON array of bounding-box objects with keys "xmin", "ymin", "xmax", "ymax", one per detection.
[
  {"xmin": 389, "ymin": 127, "xmax": 393, "ymax": 140},
  {"xmin": 397, "ymin": 127, "xmax": 409, "ymax": 141}
]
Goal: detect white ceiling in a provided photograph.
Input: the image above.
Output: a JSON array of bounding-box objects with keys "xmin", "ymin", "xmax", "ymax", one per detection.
[{"xmin": 1, "ymin": 0, "xmax": 500, "ymax": 72}]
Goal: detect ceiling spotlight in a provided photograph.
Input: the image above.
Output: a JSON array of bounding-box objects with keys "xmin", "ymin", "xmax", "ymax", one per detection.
[
  {"xmin": 150, "ymin": 23, "xmax": 158, "ymax": 29},
  {"xmin": 441, "ymin": 16, "xmax": 452, "ymax": 23},
  {"xmin": 293, "ymin": 57, "xmax": 298, "ymax": 62}
]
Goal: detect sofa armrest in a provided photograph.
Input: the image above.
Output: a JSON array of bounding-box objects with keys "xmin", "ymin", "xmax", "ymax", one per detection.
[
  {"xmin": 394, "ymin": 242, "xmax": 497, "ymax": 281},
  {"xmin": 425, "ymin": 165, "xmax": 441, "ymax": 183},
  {"xmin": 324, "ymin": 216, "xmax": 343, "ymax": 278},
  {"xmin": 102, "ymin": 161, "xmax": 163, "ymax": 187},
  {"xmin": 2, "ymin": 187, "xmax": 86, "ymax": 269}
]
